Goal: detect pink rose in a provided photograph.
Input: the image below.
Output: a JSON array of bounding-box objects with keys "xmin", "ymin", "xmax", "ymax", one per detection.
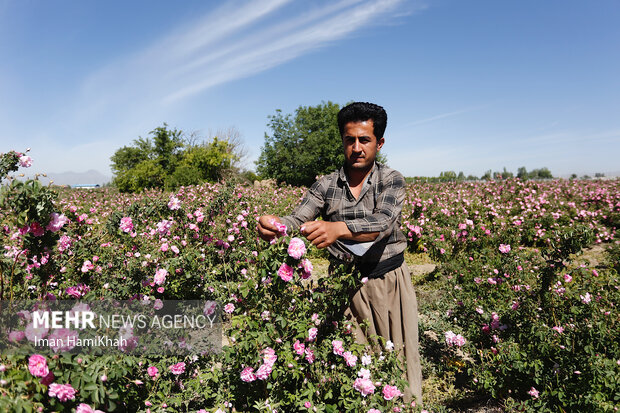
[
  {"xmin": 203, "ymin": 301, "xmax": 217, "ymax": 316},
  {"xmin": 277, "ymin": 263, "xmax": 294, "ymax": 282},
  {"xmin": 332, "ymin": 340, "xmax": 344, "ymax": 356},
  {"xmin": 240, "ymin": 366, "xmax": 256, "ymax": 382},
  {"xmin": 270, "ymin": 219, "xmax": 287, "ymax": 236},
  {"xmin": 46, "ymin": 213, "xmax": 69, "ymax": 232},
  {"xmin": 147, "ymin": 366, "xmax": 159, "ymax": 378},
  {"xmin": 445, "ymin": 331, "xmax": 466, "ymax": 347},
  {"xmin": 262, "ymin": 347, "xmax": 277, "ymax": 367},
  {"xmin": 47, "ymin": 328, "xmax": 79, "ymax": 352},
  {"xmin": 8, "ymin": 330, "xmax": 25, "ymax": 343},
  {"xmin": 343, "ymin": 351, "xmax": 357, "ymax": 367},
  {"xmin": 224, "ymin": 303, "xmax": 235, "ymax": 313},
  {"xmin": 168, "ymin": 196, "xmax": 181, "ymax": 210},
  {"xmin": 19, "ymin": 155, "xmax": 33, "ymax": 167},
  {"xmin": 76, "ymin": 403, "xmax": 105, "ymax": 413},
  {"xmin": 498, "ymin": 244, "xmax": 511, "ymax": 254},
  {"xmin": 169, "ymin": 362, "xmax": 185, "ymax": 375},
  {"xmin": 353, "ymin": 377, "xmax": 376, "ymax": 397},
  {"xmin": 28, "ymin": 354, "xmax": 49, "ymax": 378},
  {"xmin": 154, "ymin": 268, "xmax": 167, "ymax": 285},
  {"xmin": 255, "ymin": 363, "xmax": 272, "ymax": 380},
  {"xmin": 119, "ymin": 217, "xmax": 133, "ymax": 233},
  {"xmin": 308, "ymin": 327, "xmax": 318, "ymax": 342},
  {"xmin": 287, "ymin": 237, "xmax": 306, "ymax": 259},
  {"xmin": 48, "ymin": 383, "xmax": 77, "ymax": 402},
  {"xmin": 81, "ymin": 260, "xmax": 95, "ymax": 273},
  {"xmin": 382, "ymin": 384, "xmax": 403, "ymax": 400},
  {"xmin": 293, "ymin": 340, "xmax": 305, "ymax": 356}
]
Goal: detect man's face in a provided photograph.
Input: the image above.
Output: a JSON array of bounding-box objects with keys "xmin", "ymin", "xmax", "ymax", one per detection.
[{"xmin": 342, "ymin": 120, "xmax": 384, "ymax": 172}]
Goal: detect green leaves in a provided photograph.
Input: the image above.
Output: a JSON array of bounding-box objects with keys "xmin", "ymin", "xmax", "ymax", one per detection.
[{"xmin": 256, "ymin": 101, "xmax": 346, "ymax": 187}]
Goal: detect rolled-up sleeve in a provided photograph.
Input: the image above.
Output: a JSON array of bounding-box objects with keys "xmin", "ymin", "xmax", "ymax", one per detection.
[
  {"xmin": 343, "ymin": 170, "xmax": 405, "ymax": 235},
  {"xmin": 280, "ymin": 179, "xmax": 325, "ymax": 231}
]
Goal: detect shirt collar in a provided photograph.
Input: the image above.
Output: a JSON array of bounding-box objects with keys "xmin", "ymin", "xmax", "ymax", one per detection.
[{"xmin": 338, "ymin": 162, "xmax": 378, "ymax": 186}]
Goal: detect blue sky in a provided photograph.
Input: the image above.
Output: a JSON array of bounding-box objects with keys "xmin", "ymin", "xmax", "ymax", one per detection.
[{"xmin": 1, "ymin": 0, "xmax": 619, "ymax": 179}]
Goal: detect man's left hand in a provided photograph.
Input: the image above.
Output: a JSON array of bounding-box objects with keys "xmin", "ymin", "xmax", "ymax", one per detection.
[{"xmin": 300, "ymin": 221, "xmax": 348, "ymax": 249}]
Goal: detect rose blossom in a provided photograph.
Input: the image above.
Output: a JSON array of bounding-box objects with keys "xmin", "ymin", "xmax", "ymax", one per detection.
[
  {"xmin": 147, "ymin": 366, "xmax": 159, "ymax": 378},
  {"xmin": 332, "ymin": 340, "xmax": 344, "ymax": 356},
  {"xmin": 154, "ymin": 268, "xmax": 167, "ymax": 285},
  {"xmin": 48, "ymin": 383, "xmax": 77, "ymax": 402},
  {"xmin": 119, "ymin": 217, "xmax": 133, "ymax": 233},
  {"xmin": 19, "ymin": 155, "xmax": 33, "ymax": 167},
  {"xmin": 353, "ymin": 377, "xmax": 376, "ymax": 397},
  {"xmin": 358, "ymin": 368, "xmax": 371, "ymax": 379},
  {"xmin": 382, "ymin": 384, "xmax": 403, "ymax": 400},
  {"xmin": 28, "ymin": 354, "xmax": 49, "ymax": 377},
  {"xmin": 361, "ymin": 354, "xmax": 372, "ymax": 366},
  {"xmin": 76, "ymin": 403, "xmax": 105, "ymax": 413},
  {"xmin": 262, "ymin": 347, "xmax": 277, "ymax": 367},
  {"xmin": 277, "ymin": 263, "xmax": 294, "ymax": 282},
  {"xmin": 343, "ymin": 351, "xmax": 358, "ymax": 367},
  {"xmin": 25, "ymin": 321, "xmax": 48, "ymax": 342},
  {"xmin": 308, "ymin": 327, "xmax": 318, "ymax": 342},
  {"xmin": 47, "ymin": 328, "xmax": 78, "ymax": 352},
  {"xmin": 287, "ymin": 237, "xmax": 306, "ymax": 259},
  {"xmin": 169, "ymin": 362, "xmax": 185, "ymax": 375},
  {"xmin": 255, "ymin": 363, "xmax": 272, "ymax": 380},
  {"xmin": 499, "ymin": 244, "xmax": 511, "ymax": 254},
  {"xmin": 293, "ymin": 340, "xmax": 305, "ymax": 356},
  {"xmin": 240, "ymin": 366, "xmax": 257, "ymax": 382},
  {"xmin": 46, "ymin": 213, "xmax": 69, "ymax": 232},
  {"xmin": 168, "ymin": 196, "xmax": 181, "ymax": 210},
  {"xmin": 8, "ymin": 330, "xmax": 25, "ymax": 343}
]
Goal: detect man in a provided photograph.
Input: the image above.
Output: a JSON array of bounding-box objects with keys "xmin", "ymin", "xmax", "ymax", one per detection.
[{"xmin": 257, "ymin": 102, "xmax": 422, "ymax": 404}]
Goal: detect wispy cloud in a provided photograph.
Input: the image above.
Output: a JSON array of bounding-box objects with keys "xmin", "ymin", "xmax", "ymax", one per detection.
[
  {"xmin": 18, "ymin": 0, "xmax": 420, "ymax": 175},
  {"xmin": 77, "ymin": 0, "xmax": 414, "ymax": 114},
  {"xmin": 405, "ymin": 104, "xmax": 486, "ymax": 127}
]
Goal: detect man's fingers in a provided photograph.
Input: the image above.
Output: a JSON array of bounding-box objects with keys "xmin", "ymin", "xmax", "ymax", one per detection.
[{"xmin": 260, "ymin": 216, "xmax": 279, "ymax": 231}]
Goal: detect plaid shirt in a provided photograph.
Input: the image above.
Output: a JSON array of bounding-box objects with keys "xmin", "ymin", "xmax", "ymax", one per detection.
[{"xmin": 280, "ymin": 162, "xmax": 407, "ymax": 264}]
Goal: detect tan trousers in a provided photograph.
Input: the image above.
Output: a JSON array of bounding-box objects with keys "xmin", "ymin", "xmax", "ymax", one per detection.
[{"xmin": 343, "ymin": 262, "xmax": 423, "ymax": 405}]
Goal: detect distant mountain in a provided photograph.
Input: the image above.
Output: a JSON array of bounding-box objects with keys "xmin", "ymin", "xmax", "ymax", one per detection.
[{"xmin": 34, "ymin": 170, "xmax": 111, "ymax": 186}]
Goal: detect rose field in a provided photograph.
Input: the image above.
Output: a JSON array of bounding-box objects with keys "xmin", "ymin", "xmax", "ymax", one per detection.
[{"xmin": 1, "ymin": 151, "xmax": 619, "ymax": 412}]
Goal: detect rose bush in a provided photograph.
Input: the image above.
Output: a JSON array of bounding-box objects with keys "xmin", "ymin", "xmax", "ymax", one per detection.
[{"xmin": 1, "ymin": 149, "xmax": 618, "ymax": 411}]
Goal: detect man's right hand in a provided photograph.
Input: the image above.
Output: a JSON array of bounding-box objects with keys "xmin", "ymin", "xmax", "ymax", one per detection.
[{"xmin": 257, "ymin": 215, "xmax": 282, "ymax": 241}]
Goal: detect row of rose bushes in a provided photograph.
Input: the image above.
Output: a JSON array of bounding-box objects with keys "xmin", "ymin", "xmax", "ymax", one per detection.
[
  {"xmin": 400, "ymin": 180, "xmax": 619, "ymax": 411},
  {"xmin": 1, "ymin": 149, "xmax": 619, "ymax": 411}
]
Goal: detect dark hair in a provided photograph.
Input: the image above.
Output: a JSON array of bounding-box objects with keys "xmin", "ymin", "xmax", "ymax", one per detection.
[{"xmin": 337, "ymin": 102, "xmax": 387, "ymax": 139}]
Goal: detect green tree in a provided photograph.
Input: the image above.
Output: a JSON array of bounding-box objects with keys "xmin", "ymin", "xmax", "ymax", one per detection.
[
  {"xmin": 109, "ymin": 138, "xmax": 153, "ymax": 176},
  {"xmin": 256, "ymin": 101, "xmax": 387, "ymax": 187},
  {"xmin": 517, "ymin": 166, "xmax": 528, "ymax": 180},
  {"xmin": 111, "ymin": 124, "xmax": 244, "ymax": 192},
  {"xmin": 151, "ymin": 124, "xmax": 184, "ymax": 174},
  {"xmin": 165, "ymin": 138, "xmax": 239, "ymax": 189}
]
